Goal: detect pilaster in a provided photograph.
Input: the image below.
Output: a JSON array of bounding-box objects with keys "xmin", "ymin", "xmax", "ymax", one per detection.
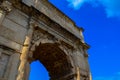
[
  {"xmin": 6, "ymin": 53, "xmax": 20, "ymax": 80},
  {"xmin": 0, "ymin": 45, "xmax": 20, "ymax": 80}
]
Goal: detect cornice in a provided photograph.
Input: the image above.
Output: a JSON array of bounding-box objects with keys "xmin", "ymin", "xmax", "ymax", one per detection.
[{"xmin": 4, "ymin": 0, "xmax": 90, "ymax": 49}]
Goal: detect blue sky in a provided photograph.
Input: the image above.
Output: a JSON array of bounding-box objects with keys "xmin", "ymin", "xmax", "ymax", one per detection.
[{"xmin": 29, "ymin": 0, "xmax": 120, "ymax": 80}]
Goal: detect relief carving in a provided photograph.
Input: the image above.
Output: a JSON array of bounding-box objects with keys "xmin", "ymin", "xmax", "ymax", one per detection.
[
  {"xmin": 31, "ymin": 30, "xmax": 46, "ymax": 44},
  {"xmin": 29, "ymin": 29, "xmax": 58, "ymax": 55},
  {"xmin": 31, "ymin": 29, "xmax": 57, "ymax": 45}
]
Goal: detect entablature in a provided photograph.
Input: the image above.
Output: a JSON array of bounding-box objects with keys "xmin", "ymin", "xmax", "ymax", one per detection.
[{"xmin": 0, "ymin": 0, "xmax": 90, "ymax": 50}]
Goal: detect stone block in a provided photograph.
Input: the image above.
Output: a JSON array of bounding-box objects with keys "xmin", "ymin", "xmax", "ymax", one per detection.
[
  {"xmin": 2, "ymin": 18, "xmax": 27, "ymax": 44},
  {"xmin": 22, "ymin": 0, "xmax": 82, "ymax": 39},
  {"xmin": 0, "ymin": 25, "xmax": 15, "ymax": 41},
  {"xmin": 0, "ymin": 36, "xmax": 22, "ymax": 51},
  {"xmin": 6, "ymin": 9, "xmax": 28, "ymax": 28}
]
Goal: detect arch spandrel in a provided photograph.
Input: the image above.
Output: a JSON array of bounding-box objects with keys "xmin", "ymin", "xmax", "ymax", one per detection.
[{"xmin": 27, "ymin": 27, "xmax": 77, "ymax": 80}]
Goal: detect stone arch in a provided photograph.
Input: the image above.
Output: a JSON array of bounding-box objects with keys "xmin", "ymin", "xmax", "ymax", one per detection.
[
  {"xmin": 27, "ymin": 28, "xmax": 76, "ymax": 80},
  {"xmin": 0, "ymin": 1, "xmax": 91, "ymax": 80}
]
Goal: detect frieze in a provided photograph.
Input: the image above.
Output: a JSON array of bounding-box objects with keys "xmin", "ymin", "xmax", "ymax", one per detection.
[{"xmin": 6, "ymin": 0, "xmax": 90, "ymax": 49}]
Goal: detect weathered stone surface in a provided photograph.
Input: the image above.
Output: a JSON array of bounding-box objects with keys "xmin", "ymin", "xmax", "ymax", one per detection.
[
  {"xmin": 0, "ymin": 46, "xmax": 20, "ymax": 80},
  {"xmin": 6, "ymin": 9, "xmax": 28, "ymax": 28},
  {"xmin": 0, "ymin": 11, "xmax": 5, "ymax": 25},
  {"xmin": 7, "ymin": 53, "xmax": 20, "ymax": 80},
  {"xmin": 2, "ymin": 18, "xmax": 27, "ymax": 44},
  {"xmin": 0, "ymin": 52, "xmax": 9, "ymax": 77},
  {"xmin": 0, "ymin": 0, "xmax": 90, "ymax": 80},
  {"xmin": 22, "ymin": 0, "xmax": 82, "ymax": 39},
  {"xmin": 0, "ymin": 36, "xmax": 22, "ymax": 51},
  {"xmin": 0, "ymin": 25, "xmax": 15, "ymax": 40}
]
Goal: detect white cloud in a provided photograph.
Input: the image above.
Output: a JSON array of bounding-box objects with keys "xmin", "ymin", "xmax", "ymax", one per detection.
[
  {"xmin": 66, "ymin": 0, "xmax": 86, "ymax": 10},
  {"xmin": 66, "ymin": 0, "xmax": 98, "ymax": 9},
  {"xmin": 98, "ymin": 0, "xmax": 120, "ymax": 18},
  {"xmin": 66, "ymin": 0, "xmax": 120, "ymax": 18}
]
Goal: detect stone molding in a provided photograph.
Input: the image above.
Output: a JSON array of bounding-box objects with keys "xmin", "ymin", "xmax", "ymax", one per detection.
[
  {"xmin": 0, "ymin": 44, "xmax": 20, "ymax": 54},
  {"xmin": 5, "ymin": 0, "xmax": 90, "ymax": 50}
]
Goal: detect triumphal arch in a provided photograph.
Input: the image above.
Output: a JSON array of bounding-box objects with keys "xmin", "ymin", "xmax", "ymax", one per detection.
[{"xmin": 0, "ymin": 0, "xmax": 91, "ymax": 80}]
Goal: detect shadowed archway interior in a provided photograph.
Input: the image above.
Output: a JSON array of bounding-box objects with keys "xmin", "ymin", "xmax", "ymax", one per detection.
[{"xmin": 32, "ymin": 43, "xmax": 73, "ymax": 80}]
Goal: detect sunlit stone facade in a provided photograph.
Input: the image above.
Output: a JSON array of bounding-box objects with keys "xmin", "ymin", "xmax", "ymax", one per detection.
[{"xmin": 0, "ymin": 0, "xmax": 91, "ymax": 80}]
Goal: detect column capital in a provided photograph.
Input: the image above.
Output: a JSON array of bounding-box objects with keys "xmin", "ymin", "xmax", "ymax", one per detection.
[{"xmin": 0, "ymin": 1, "xmax": 12, "ymax": 13}]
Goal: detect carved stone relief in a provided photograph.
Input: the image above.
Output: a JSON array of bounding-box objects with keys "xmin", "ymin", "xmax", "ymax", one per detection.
[
  {"xmin": 31, "ymin": 29, "xmax": 57, "ymax": 45},
  {"xmin": 29, "ymin": 29, "xmax": 58, "ymax": 59}
]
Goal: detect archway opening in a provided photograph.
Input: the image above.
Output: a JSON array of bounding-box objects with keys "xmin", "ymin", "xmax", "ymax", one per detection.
[
  {"xmin": 30, "ymin": 43, "xmax": 72, "ymax": 80},
  {"xmin": 29, "ymin": 60, "xmax": 50, "ymax": 80}
]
